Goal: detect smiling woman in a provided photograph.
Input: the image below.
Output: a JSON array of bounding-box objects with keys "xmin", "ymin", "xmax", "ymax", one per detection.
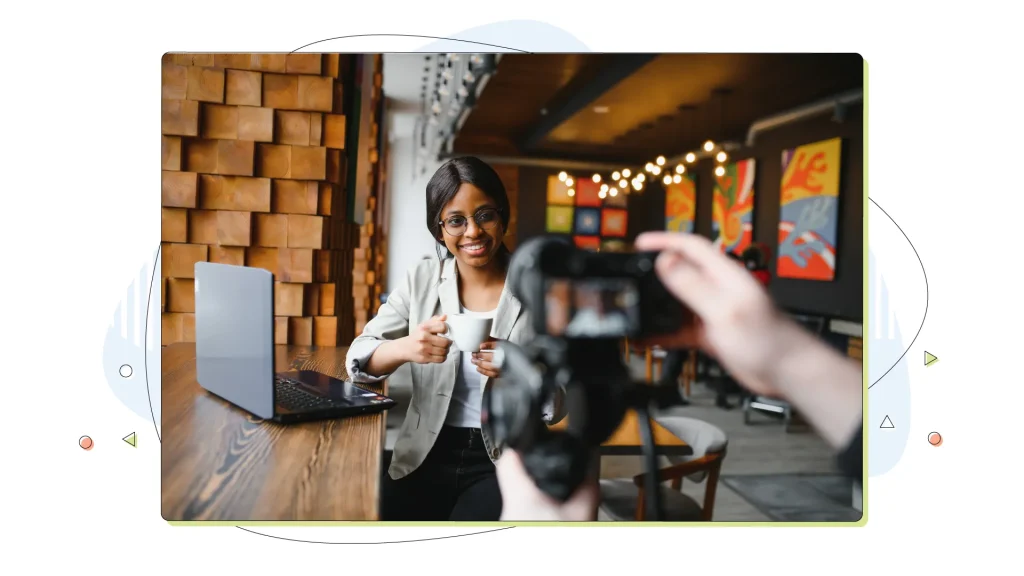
[{"xmin": 344, "ymin": 156, "xmax": 567, "ymax": 521}]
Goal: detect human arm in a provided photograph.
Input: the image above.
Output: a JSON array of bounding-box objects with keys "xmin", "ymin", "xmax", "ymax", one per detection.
[
  {"xmin": 634, "ymin": 231, "xmax": 863, "ymax": 453},
  {"xmin": 345, "ymin": 263, "xmax": 451, "ymax": 383}
]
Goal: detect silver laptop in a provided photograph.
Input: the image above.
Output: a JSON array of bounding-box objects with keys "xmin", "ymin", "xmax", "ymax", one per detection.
[{"xmin": 193, "ymin": 262, "xmax": 395, "ymax": 423}]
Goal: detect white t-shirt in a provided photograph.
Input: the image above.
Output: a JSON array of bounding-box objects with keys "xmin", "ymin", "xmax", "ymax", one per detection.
[{"xmin": 444, "ymin": 304, "xmax": 496, "ymax": 428}]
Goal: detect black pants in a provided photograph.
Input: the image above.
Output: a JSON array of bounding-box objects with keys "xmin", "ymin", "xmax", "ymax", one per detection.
[{"xmin": 380, "ymin": 426, "xmax": 502, "ymax": 521}]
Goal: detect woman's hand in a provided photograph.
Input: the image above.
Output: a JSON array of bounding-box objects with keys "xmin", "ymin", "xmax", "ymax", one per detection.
[
  {"xmin": 473, "ymin": 339, "xmax": 501, "ymax": 379},
  {"xmin": 401, "ymin": 314, "xmax": 452, "ymax": 364}
]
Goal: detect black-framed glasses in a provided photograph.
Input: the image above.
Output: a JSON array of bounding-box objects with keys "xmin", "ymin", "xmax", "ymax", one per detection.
[{"xmin": 439, "ymin": 207, "xmax": 501, "ymax": 236}]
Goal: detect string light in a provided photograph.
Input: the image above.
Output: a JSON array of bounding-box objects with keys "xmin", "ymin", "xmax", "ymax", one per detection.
[
  {"xmin": 715, "ymin": 166, "xmax": 726, "ymax": 177},
  {"xmin": 598, "ymin": 189, "xmax": 607, "ymax": 199},
  {"xmin": 703, "ymin": 140, "xmax": 715, "ymax": 152},
  {"xmin": 612, "ymin": 171, "xmax": 621, "ymax": 180},
  {"xmin": 673, "ymin": 174, "xmax": 682, "ymax": 184},
  {"xmin": 558, "ymin": 171, "xmax": 567, "ymax": 182},
  {"xmin": 685, "ymin": 153, "xmax": 696, "ymax": 163},
  {"xmin": 566, "ymin": 177, "xmax": 574, "ymax": 187},
  {"xmin": 656, "ymin": 155, "xmax": 666, "ymax": 166},
  {"xmin": 632, "ymin": 180, "xmax": 643, "ymax": 191},
  {"xmin": 637, "ymin": 174, "xmax": 645, "ymax": 183},
  {"xmin": 622, "ymin": 169, "xmax": 631, "ymax": 178},
  {"xmin": 645, "ymin": 162, "xmax": 655, "ymax": 173},
  {"xmin": 663, "ymin": 174, "xmax": 672, "ymax": 185},
  {"xmin": 651, "ymin": 166, "xmax": 661, "ymax": 176},
  {"xmin": 568, "ymin": 188, "xmax": 576, "ymax": 197},
  {"xmin": 600, "ymin": 183, "xmax": 609, "ymax": 193},
  {"xmin": 609, "ymin": 188, "xmax": 618, "ymax": 197},
  {"xmin": 716, "ymin": 151, "xmax": 728, "ymax": 163},
  {"xmin": 619, "ymin": 179, "xmax": 627, "ymax": 188},
  {"xmin": 592, "ymin": 174, "xmax": 602, "ymax": 183},
  {"xmin": 675, "ymin": 164, "xmax": 685, "ymax": 174}
]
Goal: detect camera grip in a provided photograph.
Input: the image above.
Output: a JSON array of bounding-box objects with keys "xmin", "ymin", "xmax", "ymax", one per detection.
[{"xmin": 519, "ymin": 432, "xmax": 592, "ymax": 503}]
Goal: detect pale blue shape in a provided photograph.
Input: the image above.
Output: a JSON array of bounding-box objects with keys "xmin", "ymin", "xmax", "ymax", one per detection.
[
  {"xmin": 103, "ymin": 246, "xmax": 162, "ymax": 439},
  {"xmin": 867, "ymin": 248, "xmax": 910, "ymax": 476},
  {"xmin": 416, "ymin": 20, "xmax": 590, "ymax": 53}
]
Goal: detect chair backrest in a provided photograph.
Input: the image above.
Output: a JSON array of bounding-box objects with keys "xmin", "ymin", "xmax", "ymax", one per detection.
[{"xmin": 653, "ymin": 415, "xmax": 729, "ymax": 481}]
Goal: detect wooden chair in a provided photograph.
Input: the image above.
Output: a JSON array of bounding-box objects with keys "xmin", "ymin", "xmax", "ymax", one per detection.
[{"xmin": 599, "ymin": 417, "xmax": 728, "ymax": 521}]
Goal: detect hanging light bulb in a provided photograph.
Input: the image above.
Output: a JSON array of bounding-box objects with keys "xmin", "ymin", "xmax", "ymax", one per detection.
[
  {"xmin": 598, "ymin": 189, "xmax": 607, "ymax": 199},
  {"xmin": 675, "ymin": 164, "xmax": 685, "ymax": 174},
  {"xmin": 703, "ymin": 140, "xmax": 715, "ymax": 152},
  {"xmin": 673, "ymin": 174, "xmax": 682, "ymax": 184},
  {"xmin": 715, "ymin": 165, "xmax": 726, "ymax": 177},
  {"xmin": 637, "ymin": 173, "xmax": 645, "ymax": 183},
  {"xmin": 558, "ymin": 171, "xmax": 567, "ymax": 182},
  {"xmin": 656, "ymin": 155, "xmax": 666, "ymax": 166},
  {"xmin": 612, "ymin": 171, "xmax": 621, "ymax": 181},
  {"xmin": 566, "ymin": 177, "xmax": 574, "ymax": 187},
  {"xmin": 600, "ymin": 183, "xmax": 609, "ymax": 193},
  {"xmin": 663, "ymin": 174, "xmax": 672, "ymax": 185},
  {"xmin": 622, "ymin": 168, "xmax": 631, "ymax": 178},
  {"xmin": 716, "ymin": 151, "xmax": 728, "ymax": 163},
  {"xmin": 645, "ymin": 162, "xmax": 655, "ymax": 173},
  {"xmin": 685, "ymin": 152, "xmax": 696, "ymax": 163},
  {"xmin": 609, "ymin": 188, "xmax": 618, "ymax": 197},
  {"xmin": 619, "ymin": 179, "xmax": 627, "ymax": 188},
  {"xmin": 568, "ymin": 188, "xmax": 575, "ymax": 197},
  {"xmin": 632, "ymin": 180, "xmax": 643, "ymax": 191},
  {"xmin": 592, "ymin": 174, "xmax": 601, "ymax": 183},
  {"xmin": 652, "ymin": 166, "xmax": 661, "ymax": 176}
]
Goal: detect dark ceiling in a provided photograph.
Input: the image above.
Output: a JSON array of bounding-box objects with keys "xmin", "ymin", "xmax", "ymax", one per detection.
[{"xmin": 452, "ymin": 53, "xmax": 863, "ymax": 163}]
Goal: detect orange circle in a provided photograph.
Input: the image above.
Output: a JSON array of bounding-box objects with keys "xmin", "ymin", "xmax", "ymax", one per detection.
[
  {"xmin": 79, "ymin": 435, "xmax": 94, "ymax": 450},
  {"xmin": 928, "ymin": 432, "xmax": 942, "ymax": 446}
]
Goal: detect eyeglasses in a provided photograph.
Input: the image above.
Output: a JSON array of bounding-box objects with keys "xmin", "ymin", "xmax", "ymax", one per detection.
[{"xmin": 439, "ymin": 207, "xmax": 502, "ymax": 237}]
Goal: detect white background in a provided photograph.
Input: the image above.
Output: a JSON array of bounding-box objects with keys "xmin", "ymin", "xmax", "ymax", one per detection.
[{"xmin": 3, "ymin": 0, "xmax": 1023, "ymax": 572}]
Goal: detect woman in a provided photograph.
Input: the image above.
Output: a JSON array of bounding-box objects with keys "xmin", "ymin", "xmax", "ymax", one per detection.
[{"xmin": 345, "ymin": 156, "xmax": 566, "ymax": 521}]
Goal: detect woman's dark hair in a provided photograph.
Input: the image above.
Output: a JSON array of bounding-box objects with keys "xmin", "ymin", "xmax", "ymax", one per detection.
[{"xmin": 425, "ymin": 156, "xmax": 512, "ymax": 262}]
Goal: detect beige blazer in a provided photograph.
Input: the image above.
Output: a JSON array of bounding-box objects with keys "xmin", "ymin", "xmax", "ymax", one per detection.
[{"xmin": 345, "ymin": 256, "xmax": 567, "ymax": 480}]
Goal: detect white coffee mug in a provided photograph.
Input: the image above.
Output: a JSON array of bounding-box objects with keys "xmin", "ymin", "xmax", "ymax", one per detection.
[{"xmin": 443, "ymin": 314, "xmax": 493, "ymax": 352}]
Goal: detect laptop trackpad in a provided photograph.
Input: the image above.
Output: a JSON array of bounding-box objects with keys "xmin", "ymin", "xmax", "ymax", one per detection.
[{"xmin": 283, "ymin": 370, "xmax": 361, "ymax": 403}]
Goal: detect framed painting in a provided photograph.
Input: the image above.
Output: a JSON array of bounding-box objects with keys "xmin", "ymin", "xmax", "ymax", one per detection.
[
  {"xmin": 546, "ymin": 205, "xmax": 574, "ymax": 233},
  {"xmin": 665, "ymin": 173, "xmax": 697, "ymax": 233},
  {"xmin": 574, "ymin": 236, "xmax": 600, "ymax": 251},
  {"xmin": 575, "ymin": 207, "xmax": 601, "ymax": 235},
  {"xmin": 601, "ymin": 208, "xmax": 628, "ymax": 238},
  {"xmin": 547, "ymin": 175, "xmax": 574, "ymax": 205},
  {"xmin": 711, "ymin": 158, "xmax": 756, "ymax": 255},
  {"xmin": 777, "ymin": 138, "xmax": 843, "ymax": 281}
]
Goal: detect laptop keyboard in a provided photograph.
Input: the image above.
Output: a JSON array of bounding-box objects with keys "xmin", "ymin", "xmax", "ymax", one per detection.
[{"xmin": 274, "ymin": 377, "xmax": 347, "ymax": 412}]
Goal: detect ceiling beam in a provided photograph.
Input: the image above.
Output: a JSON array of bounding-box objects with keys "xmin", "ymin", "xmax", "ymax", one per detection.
[{"xmin": 520, "ymin": 54, "xmax": 658, "ymax": 151}]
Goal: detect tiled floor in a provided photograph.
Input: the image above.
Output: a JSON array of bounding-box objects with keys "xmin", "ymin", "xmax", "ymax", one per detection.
[{"xmin": 384, "ymin": 355, "xmax": 842, "ymax": 522}]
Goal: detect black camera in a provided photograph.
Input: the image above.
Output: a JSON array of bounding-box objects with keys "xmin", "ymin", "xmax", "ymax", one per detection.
[
  {"xmin": 482, "ymin": 236, "xmax": 689, "ymax": 516},
  {"xmin": 512, "ymin": 236, "xmax": 688, "ymax": 340}
]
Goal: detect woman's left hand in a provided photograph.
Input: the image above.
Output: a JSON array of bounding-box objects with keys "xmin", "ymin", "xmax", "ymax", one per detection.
[{"xmin": 473, "ymin": 339, "xmax": 502, "ymax": 379}]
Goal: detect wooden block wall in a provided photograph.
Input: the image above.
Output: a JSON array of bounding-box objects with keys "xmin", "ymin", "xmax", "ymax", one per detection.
[
  {"xmin": 352, "ymin": 55, "xmax": 387, "ymax": 334},
  {"xmin": 161, "ymin": 52, "xmax": 363, "ymax": 347}
]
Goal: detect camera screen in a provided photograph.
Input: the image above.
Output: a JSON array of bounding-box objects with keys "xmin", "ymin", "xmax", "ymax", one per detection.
[{"xmin": 544, "ymin": 278, "xmax": 639, "ymax": 338}]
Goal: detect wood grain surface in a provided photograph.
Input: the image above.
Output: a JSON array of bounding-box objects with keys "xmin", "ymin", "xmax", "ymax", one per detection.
[{"xmin": 161, "ymin": 342, "xmax": 385, "ymax": 521}]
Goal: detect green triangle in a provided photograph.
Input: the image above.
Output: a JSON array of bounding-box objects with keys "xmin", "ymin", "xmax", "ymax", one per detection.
[
  {"xmin": 924, "ymin": 351, "xmax": 938, "ymax": 366},
  {"xmin": 123, "ymin": 432, "xmax": 136, "ymax": 448}
]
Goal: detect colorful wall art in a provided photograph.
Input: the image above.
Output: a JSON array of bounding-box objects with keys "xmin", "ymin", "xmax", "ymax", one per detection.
[
  {"xmin": 712, "ymin": 159, "xmax": 756, "ymax": 255},
  {"xmin": 546, "ymin": 205, "xmax": 574, "ymax": 233},
  {"xmin": 601, "ymin": 208, "xmax": 628, "ymax": 237},
  {"xmin": 574, "ymin": 236, "xmax": 600, "ymax": 251},
  {"xmin": 575, "ymin": 207, "xmax": 601, "ymax": 235},
  {"xmin": 776, "ymin": 138, "xmax": 843, "ymax": 281},
  {"xmin": 665, "ymin": 173, "xmax": 697, "ymax": 233}
]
